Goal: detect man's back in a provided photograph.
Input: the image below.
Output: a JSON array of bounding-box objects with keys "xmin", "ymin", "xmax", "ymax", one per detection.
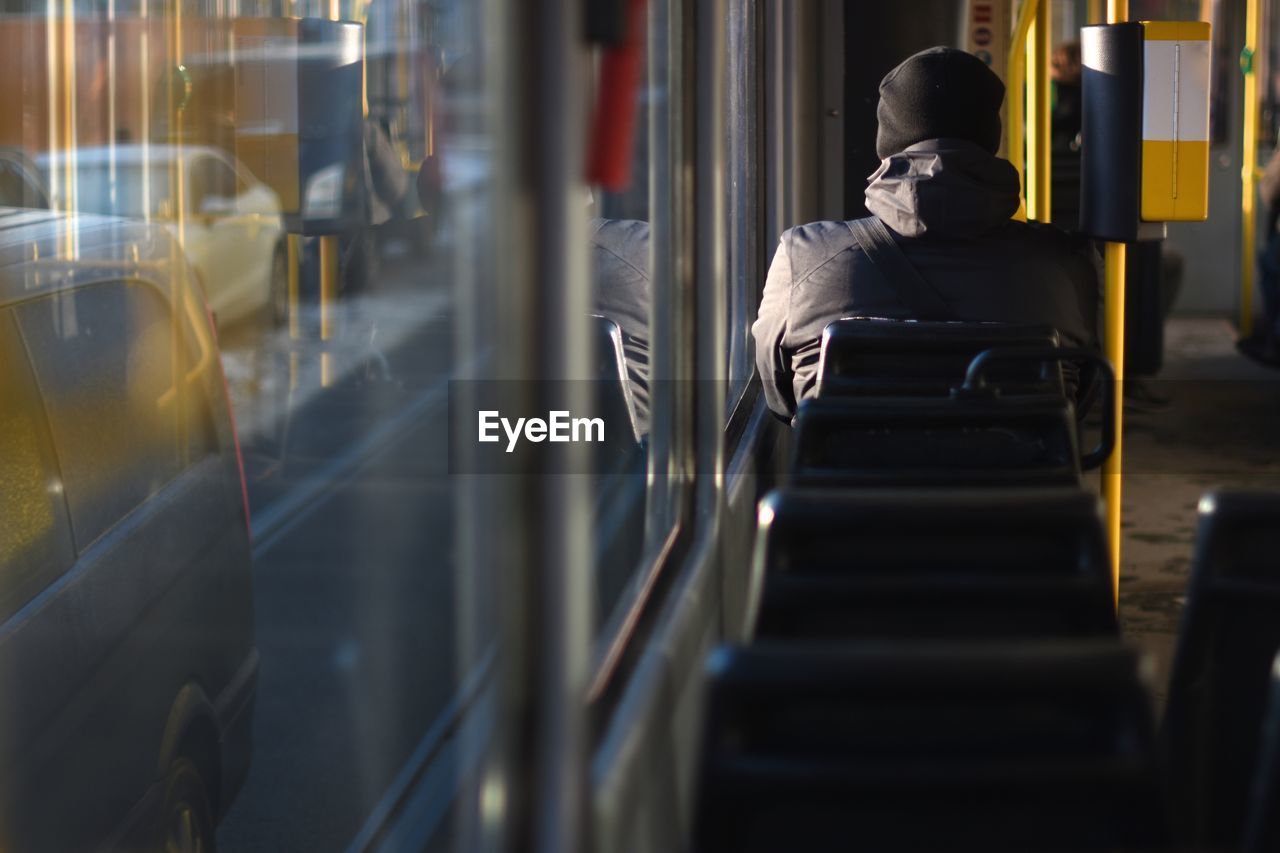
[{"xmin": 753, "ymin": 48, "xmax": 1101, "ymax": 419}]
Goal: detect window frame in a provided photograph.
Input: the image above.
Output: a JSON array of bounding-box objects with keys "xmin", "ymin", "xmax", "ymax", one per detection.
[
  {"xmin": 586, "ymin": 0, "xmax": 699, "ymax": 716},
  {"xmin": 723, "ymin": 0, "xmax": 764, "ymax": 417}
]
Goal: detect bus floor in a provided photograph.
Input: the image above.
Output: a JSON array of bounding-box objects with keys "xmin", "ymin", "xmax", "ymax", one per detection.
[{"xmin": 1117, "ymin": 317, "xmax": 1280, "ymax": 711}]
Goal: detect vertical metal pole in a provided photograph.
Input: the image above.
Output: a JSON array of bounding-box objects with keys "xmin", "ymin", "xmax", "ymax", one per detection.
[
  {"xmin": 817, "ymin": 0, "xmax": 843, "ymax": 221},
  {"xmin": 1241, "ymin": 0, "xmax": 1261, "ymax": 336},
  {"xmin": 1026, "ymin": 0, "xmax": 1051, "ymax": 221},
  {"xmin": 697, "ymin": 0, "xmax": 727, "ymax": 495},
  {"xmin": 473, "ymin": 0, "xmax": 591, "ymax": 851},
  {"xmin": 1104, "ymin": 0, "xmax": 1128, "ymax": 602},
  {"xmin": 1006, "ymin": 0, "xmax": 1038, "ymax": 221}
]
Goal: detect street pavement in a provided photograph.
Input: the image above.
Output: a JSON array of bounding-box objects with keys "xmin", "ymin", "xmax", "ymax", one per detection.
[{"xmin": 215, "ymin": 267, "xmax": 468, "ymax": 852}]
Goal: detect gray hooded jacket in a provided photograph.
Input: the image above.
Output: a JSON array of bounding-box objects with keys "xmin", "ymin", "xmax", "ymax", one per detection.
[{"xmin": 752, "ymin": 139, "xmax": 1101, "ymax": 419}]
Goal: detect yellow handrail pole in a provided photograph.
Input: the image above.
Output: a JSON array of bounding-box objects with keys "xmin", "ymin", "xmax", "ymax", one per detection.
[
  {"xmin": 1088, "ymin": 0, "xmax": 1103, "ymax": 24},
  {"xmin": 1104, "ymin": 0, "xmax": 1128, "ymax": 601},
  {"xmin": 1026, "ymin": 0, "xmax": 1052, "ymax": 221},
  {"xmin": 1006, "ymin": 0, "xmax": 1040, "ymax": 221},
  {"xmin": 1104, "ymin": 241, "xmax": 1127, "ymax": 598},
  {"xmin": 1241, "ymin": 0, "xmax": 1261, "ymax": 337}
]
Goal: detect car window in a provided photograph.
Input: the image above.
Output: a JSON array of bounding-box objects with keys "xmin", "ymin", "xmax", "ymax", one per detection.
[
  {"xmin": 0, "ymin": 311, "xmax": 74, "ymax": 621},
  {"xmin": 14, "ymin": 280, "xmax": 185, "ymax": 549},
  {"xmin": 201, "ymin": 157, "xmax": 240, "ymax": 206},
  {"xmin": 0, "ymin": 161, "xmax": 47, "ymax": 209},
  {"xmin": 178, "ymin": 299, "xmax": 220, "ymax": 466},
  {"xmin": 188, "ymin": 158, "xmax": 213, "ymax": 213},
  {"xmin": 67, "ymin": 164, "xmax": 171, "ymax": 220},
  {"xmin": 233, "ymin": 163, "xmax": 255, "ymax": 196}
]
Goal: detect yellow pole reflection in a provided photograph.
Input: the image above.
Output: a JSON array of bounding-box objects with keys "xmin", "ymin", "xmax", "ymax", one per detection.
[
  {"xmin": 319, "ymin": 234, "xmax": 338, "ymax": 387},
  {"xmin": 288, "ymin": 232, "xmax": 301, "ymax": 392},
  {"xmin": 1241, "ymin": 0, "xmax": 1261, "ymax": 336},
  {"xmin": 140, "ymin": 0, "xmax": 151, "ymax": 221},
  {"xmin": 317, "ymin": 0, "xmax": 342, "ymax": 388},
  {"xmin": 61, "ymin": 0, "xmax": 77, "ymax": 258},
  {"xmin": 44, "ymin": 0, "xmax": 58, "ymax": 214}
]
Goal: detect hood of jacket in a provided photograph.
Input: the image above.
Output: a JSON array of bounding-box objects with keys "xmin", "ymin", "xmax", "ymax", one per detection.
[{"xmin": 864, "ymin": 138, "xmax": 1021, "ymax": 239}]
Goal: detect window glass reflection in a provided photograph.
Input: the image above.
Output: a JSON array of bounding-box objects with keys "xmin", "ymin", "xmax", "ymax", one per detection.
[
  {"xmin": 0, "ymin": 0, "xmax": 493, "ymax": 849},
  {"xmin": 588, "ymin": 0, "xmax": 671, "ymax": 635}
]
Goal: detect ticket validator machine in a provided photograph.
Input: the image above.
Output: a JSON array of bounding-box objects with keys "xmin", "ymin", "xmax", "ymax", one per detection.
[{"xmin": 1081, "ymin": 20, "xmax": 1212, "ymax": 238}]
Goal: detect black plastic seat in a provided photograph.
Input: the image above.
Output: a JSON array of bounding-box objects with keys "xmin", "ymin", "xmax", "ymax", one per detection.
[
  {"xmin": 748, "ymin": 487, "xmax": 1115, "ymax": 639},
  {"xmin": 754, "ymin": 573, "xmax": 1117, "ymax": 641},
  {"xmin": 694, "ymin": 641, "xmax": 1167, "ymax": 853},
  {"xmin": 1161, "ymin": 491, "xmax": 1280, "ymax": 850},
  {"xmin": 789, "ymin": 394, "xmax": 1083, "ymax": 487},
  {"xmin": 589, "ymin": 315, "xmax": 646, "ymax": 623},
  {"xmin": 817, "ymin": 318, "xmax": 1064, "ymax": 399},
  {"xmin": 1242, "ymin": 653, "xmax": 1280, "ymax": 853},
  {"xmin": 589, "ymin": 314, "xmax": 642, "ymax": 447}
]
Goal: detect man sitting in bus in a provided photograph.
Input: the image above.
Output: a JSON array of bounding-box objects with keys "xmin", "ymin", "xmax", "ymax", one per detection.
[
  {"xmin": 592, "ymin": 216, "xmax": 651, "ymax": 436},
  {"xmin": 752, "ymin": 46, "xmax": 1100, "ymax": 420}
]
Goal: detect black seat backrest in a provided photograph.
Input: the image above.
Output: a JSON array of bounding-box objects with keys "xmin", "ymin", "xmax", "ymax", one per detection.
[
  {"xmin": 694, "ymin": 641, "xmax": 1166, "ymax": 853},
  {"xmin": 747, "ymin": 488, "xmax": 1113, "ymax": 632},
  {"xmin": 790, "ymin": 395, "xmax": 1081, "ymax": 488},
  {"xmin": 817, "ymin": 318, "xmax": 1063, "ymax": 399},
  {"xmin": 1242, "ymin": 654, "xmax": 1280, "ymax": 853},
  {"xmin": 753, "ymin": 573, "xmax": 1118, "ymax": 641},
  {"xmin": 753, "ymin": 487, "xmax": 1110, "ymax": 577},
  {"xmin": 1162, "ymin": 491, "xmax": 1280, "ymax": 849}
]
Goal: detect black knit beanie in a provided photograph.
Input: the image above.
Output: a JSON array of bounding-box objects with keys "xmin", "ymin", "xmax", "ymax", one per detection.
[{"xmin": 875, "ymin": 46, "xmax": 1005, "ymax": 159}]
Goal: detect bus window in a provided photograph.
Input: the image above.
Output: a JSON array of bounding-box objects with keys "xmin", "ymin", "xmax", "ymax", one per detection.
[{"xmin": 589, "ymin": 0, "xmax": 681, "ymax": 638}]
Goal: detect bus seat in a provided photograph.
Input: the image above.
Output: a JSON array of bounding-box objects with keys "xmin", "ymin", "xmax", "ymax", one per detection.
[
  {"xmin": 1162, "ymin": 491, "xmax": 1280, "ymax": 850},
  {"xmin": 789, "ymin": 395, "xmax": 1082, "ymax": 488},
  {"xmin": 754, "ymin": 574, "xmax": 1117, "ymax": 641},
  {"xmin": 1242, "ymin": 652, "xmax": 1280, "ymax": 853},
  {"xmin": 693, "ymin": 641, "xmax": 1167, "ymax": 853},
  {"xmin": 747, "ymin": 488, "xmax": 1114, "ymax": 638},
  {"xmin": 817, "ymin": 318, "xmax": 1064, "ymax": 399},
  {"xmin": 589, "ymin": 314, "xmax": 642, "ymax": 449}
]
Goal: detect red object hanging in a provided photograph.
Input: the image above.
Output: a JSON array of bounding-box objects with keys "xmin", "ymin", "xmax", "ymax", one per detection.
[{"xmin": 586, "ymin": 0, "xmax": 647, "ymax": 190}]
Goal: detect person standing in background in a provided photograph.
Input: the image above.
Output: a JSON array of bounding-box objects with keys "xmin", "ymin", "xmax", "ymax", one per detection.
[
  {"xmin": 1246, "ymin": 147, "xmax": 1280, "ymax": 362},
  {"xmin": 1050, "ymin": 41, "xmax": 1083, "ymax": 231}
]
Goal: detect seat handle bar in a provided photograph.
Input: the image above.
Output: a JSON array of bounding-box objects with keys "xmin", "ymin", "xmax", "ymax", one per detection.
[{"xmin": 959, "ymin": 346, "xmax": 1116, "ymax": 471}]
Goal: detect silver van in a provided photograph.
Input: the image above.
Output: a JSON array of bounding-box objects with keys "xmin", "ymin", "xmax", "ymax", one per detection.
[{"xmin": 0, "ymin": 206, "xmax": 257, "ymax": 850}]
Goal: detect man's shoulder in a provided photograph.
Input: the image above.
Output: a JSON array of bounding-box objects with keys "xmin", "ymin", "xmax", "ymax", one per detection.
[
  {"xmin": 592, "ymin": 217, "xmax": 650, "ymax": 247},
  {"xmin": 591, "ymin": 218, "xmax": 650, "ymax": 278},
  {"xmin": 782, "ymin": 218, "xmax": 861, "ymax": 244},
  {"xmin": 779, "ymin": 219, "xmax": 870, "ymax": 283}
]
